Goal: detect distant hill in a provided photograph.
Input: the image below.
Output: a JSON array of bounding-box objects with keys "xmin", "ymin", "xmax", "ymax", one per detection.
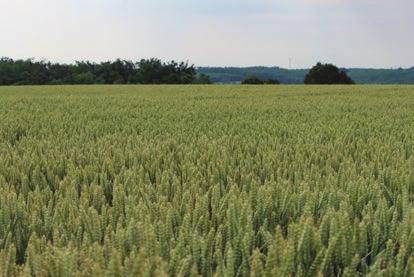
[{"xmin": 197, "ymin": 66, "xmax": 414, "ymax": 84}]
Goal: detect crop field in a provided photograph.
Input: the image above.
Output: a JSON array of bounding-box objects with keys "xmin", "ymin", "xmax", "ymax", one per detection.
[{"xmin": 0, "ymin": 85, "xmax": 413, "ymax": 276}]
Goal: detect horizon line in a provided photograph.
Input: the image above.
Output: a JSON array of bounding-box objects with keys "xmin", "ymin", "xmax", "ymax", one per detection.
[{"xmin": 2, "ymin": 56, "xmax": 413, "ymax": 70}]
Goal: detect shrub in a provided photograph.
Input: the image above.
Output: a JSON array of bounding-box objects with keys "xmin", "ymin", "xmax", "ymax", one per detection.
[
  {"xmin": 265, "ymin": 79, "xmax": 280, "ymax": 84},
  {"xmin": 242, "ymin": 76, "xmax": 264, "ymax": 84}
]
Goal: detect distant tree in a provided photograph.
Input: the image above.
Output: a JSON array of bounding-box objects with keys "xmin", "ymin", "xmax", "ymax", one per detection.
[
  {"xmin": 265, "ymin": 78, "xmax": 280, "ymax": 84},
  {"xmin": 197, "ymin": 66, "xmax": 414, "ymax": 84},
  {"xmin": 241, "ymin": 75, "xmax": 264, "ymax": 84},
  {"xmin": 135, "ymin": 58, "xmax": 163, "ymax": 84},
  {"xmin": 0, "ymin": 57, "xmax": 198, "ymax": 85},
  {"xmin": 304, "ymin": 63, "xmax": 355, "ymax": 84},
  {"xmin": 72, "ymin": 72, "xmax": 96, "ymax": 84},
  {"xmin": 136, "ymin": 59, "xmax": 196, "ymax": 84},
  {"xmin": 193, "ymin": 73, "xmax": 213, "ymax": 84}
]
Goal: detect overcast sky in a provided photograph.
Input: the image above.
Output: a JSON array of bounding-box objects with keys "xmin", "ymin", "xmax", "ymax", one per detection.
[{"xmin": 1, "ymin": 0, "xmax": 413, "ymax": 68}]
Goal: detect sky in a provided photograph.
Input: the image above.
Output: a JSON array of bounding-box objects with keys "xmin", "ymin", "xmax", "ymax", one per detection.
[{"xmin": 0, "ymin": 0, "xmax": 413, "ymax": 68}]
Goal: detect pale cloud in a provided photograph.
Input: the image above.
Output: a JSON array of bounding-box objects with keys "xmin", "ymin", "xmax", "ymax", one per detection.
[{"xmin": 0, "ymin": 0, "xmax": 412, "ymax": 68}]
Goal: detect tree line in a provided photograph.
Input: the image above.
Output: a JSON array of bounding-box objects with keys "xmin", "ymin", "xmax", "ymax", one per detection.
[
  {"xmin": 240, "ymin": 63, "xmax": 354, "ymax": 85},
  {"xmin": 241, "ymin": 75, "xmax": 280, "ymax": 85},
  {"xmin": 0, "ymin": 57, "xmax": 212, "ymax": 85},
  {"xmin": 199, "ymin": 65, "xmax": 414, "ymax": 84},
  {"xmin": 0, "ymin": 58, "xmax": 356, "ymax": 86}
]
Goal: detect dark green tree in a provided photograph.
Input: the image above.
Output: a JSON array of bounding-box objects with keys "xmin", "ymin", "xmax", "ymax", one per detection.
[
  {"xmin": 136, "ymin": 59, "xmax": 196, "ymax": 84},
  {"xmin": 304, "ymin": 63, "xmax": 354, "ymax": 84}
]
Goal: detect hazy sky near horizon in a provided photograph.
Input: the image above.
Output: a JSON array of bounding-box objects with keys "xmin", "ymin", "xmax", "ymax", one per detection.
[{"xmin": 1, "ymin": 0, "xmax": 413, "ymax": 68}]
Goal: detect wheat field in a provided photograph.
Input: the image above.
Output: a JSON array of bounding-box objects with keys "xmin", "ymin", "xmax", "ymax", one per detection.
[{"xmin": 0, "ymin": 85, "xmax": 413, "ymax": 276}]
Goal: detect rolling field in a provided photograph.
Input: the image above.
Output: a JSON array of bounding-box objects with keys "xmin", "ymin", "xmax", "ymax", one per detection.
[{"xmin": 0, "ymin": 85, "xmax": 414, "ymax": 276}]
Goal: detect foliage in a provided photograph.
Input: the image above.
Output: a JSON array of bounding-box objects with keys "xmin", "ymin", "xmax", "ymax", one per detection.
[
  {"xmin": 304, "ymin": 63, "xmax": 355, "ymax": 84},
  {"xmin": 193, "ymin": 74, "xmax": 213, "ymax": 84},
  {"xmin": 0, "ymin": 85, "xmax": 413, "ymax": 276},
  {"xmin": 346, "ymin": 68, "xmax": 414, "ymax": 84},
  {"xmin": 0, "ymin": 57, "xmax": 198, "ymax": 85},
  {"xmin": 241, "ymin": 75, "xmax": 265, "ymax": 84},
  {"xmin": 241, "ymin": 76, "xmax": 280, "ymax": 85},
  {"xmin": 264, "ymin": 79, "xmax": 280, "ymax": 85},
  {"xmin": 197, "ymin": 66, "xmax": 414, "ymax": 84},
  {"xmin": 199, "ymin": 67, "xmax": 306, "ymax": 84}
]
